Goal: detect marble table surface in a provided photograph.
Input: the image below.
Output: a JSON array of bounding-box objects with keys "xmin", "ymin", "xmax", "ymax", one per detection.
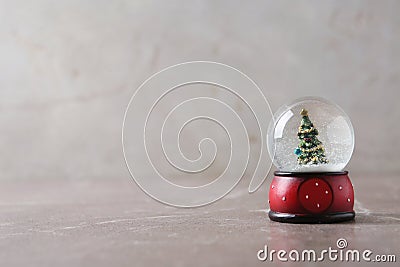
[
  {"xmin": 1, "ymin": 1, "xmax": 400, "ymax": 266},
  {"xmin": 0, "ymin": 172, "xmax": 398, "ymax": 267}
]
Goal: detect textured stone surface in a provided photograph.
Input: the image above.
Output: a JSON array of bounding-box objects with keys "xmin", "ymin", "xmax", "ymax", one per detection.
[
  {"xmin": 0, "ymin": 0, "xmax": 399, "ymax": 266},
  {"xmin": 0, "ymin": 0, "xmax": 400, "ymax": 182},
  {"xmin": 0, "ymin": 174, "xmax": 399, "ymax": 267}
]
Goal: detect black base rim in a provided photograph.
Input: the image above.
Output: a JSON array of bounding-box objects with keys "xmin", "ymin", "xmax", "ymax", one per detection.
[
  {"xmin": 274, "ymin": 171, "xmax": 348, "ymax": 177},
  {"xmin": 268, "ymin": 211, "xmax": 355, "ymax": 224}
]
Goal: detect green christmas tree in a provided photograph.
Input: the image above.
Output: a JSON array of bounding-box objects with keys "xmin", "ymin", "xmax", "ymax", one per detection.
[{"xmin": 294, "ymin": 109, "xmax": 328, "ymax": 165}]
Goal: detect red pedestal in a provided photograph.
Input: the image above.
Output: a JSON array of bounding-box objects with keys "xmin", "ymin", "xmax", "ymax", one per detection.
[{"xmin": 268, "ymin": 171, "xmax": 355, "ymax": 223}]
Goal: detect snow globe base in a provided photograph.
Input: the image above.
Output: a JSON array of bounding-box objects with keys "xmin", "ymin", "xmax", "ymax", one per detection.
[{"xmin": 268, "ymin": 171, "xmax": 355, "ymax": 224}]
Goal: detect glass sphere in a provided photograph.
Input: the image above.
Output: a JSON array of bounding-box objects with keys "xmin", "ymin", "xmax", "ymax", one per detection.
[{"xmin": 267, "ymin": 97, "xmax": 354, "ymax": 172}]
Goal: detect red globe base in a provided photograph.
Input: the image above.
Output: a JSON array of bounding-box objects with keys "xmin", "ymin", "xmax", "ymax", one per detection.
[{"xmin": 268, "ymin": 171, "xmax": 355, "ymax": 224}]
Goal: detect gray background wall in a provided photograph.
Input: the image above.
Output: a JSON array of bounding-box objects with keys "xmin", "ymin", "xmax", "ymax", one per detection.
[{"xmin": 1, "ymin": 0, "xmax": 399, "ymax": 183}]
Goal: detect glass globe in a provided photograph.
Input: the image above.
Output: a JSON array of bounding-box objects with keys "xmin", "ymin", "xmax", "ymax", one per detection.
[{"xmin": 267, "ymin": 97, "xmax": 354, "ymax": 172}]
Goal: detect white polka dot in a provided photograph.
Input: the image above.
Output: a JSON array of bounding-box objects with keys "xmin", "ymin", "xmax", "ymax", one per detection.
[
  {"xmin": 271, "ymin": 185, "xmax": 274, "ymax": 189},
  {"xmin": 305, "ymin": 195, "xmax": 309, "ymax": 199},
  {"xmin": 325, "ymin": 190, "xmax": 329, "ymax": 194},
  {"xmin": 339, "ymin": 186, "xmax": 343, "ymax": 190},
  {"xmin": 315, "ymin": 182, "xmax": 319, "ymax": 186},
  {"xmin": 282, "ymin": 196, "xmax": 286, "ymax": 201},
  {"xmin": 317, "ymin": 203, "xmax": 320, "ymax": 208},
  {"xmin": 347, "ymin": 198, "xmax": 351, "ymax": 202}
]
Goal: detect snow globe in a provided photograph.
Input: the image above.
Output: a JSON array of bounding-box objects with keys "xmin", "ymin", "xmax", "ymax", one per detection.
[{"xmin": 267, "ymin": 97, "xmax": 355, "ymax": 223}]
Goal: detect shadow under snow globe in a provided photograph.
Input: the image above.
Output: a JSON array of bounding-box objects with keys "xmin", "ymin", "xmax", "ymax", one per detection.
[{"xmin": 267, "ymin": 97, "xmax": 355, "ymax": 223}]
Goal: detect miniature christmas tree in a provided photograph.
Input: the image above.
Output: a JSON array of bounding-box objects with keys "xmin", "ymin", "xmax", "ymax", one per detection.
[{"xmin": 294, "ymin": 109, "xmax": 328, "ymax": 165}]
